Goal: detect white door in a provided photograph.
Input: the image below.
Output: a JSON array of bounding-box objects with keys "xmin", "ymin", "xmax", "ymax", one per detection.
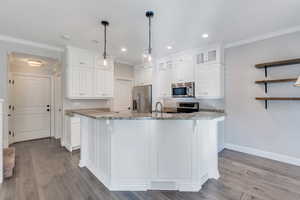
[
  {"xmin": 114, "ymin": 79, "xmax": 133, "ymax": 111},
  {"xmin": 13, "ymin": 74, "xmax": 51, "ymax": 142}
]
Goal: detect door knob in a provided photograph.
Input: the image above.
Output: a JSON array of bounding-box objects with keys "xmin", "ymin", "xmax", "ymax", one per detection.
[
  {"xmin": 47, "ymin": 109, "xmax": 50, "ymax": 112},
  {"xmin": 47, "ymin": 105, "xmax": 50, "ymax": 107}
]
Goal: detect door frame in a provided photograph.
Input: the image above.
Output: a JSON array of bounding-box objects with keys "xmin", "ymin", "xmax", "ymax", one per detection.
[{"xmin": 8, "ymin": 72, "xmax": 55, "ymax": 143}]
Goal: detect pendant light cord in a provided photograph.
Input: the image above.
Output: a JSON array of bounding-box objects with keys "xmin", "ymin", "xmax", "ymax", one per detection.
[
  {"xmin": 104, "ymin": 24, "xmax": 107, "ymax": 59},
  {"xmin": 148, "ymin": 16, "xmax": 152, "ymax": 55}
]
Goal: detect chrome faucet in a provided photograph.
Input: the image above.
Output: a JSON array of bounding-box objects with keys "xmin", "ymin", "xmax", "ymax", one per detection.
[{"xmin": 155, "ymin": 102, "xmax": 163, "ymax": 113}]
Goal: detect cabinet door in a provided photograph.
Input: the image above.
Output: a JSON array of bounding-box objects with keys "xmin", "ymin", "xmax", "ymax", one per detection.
[
  {"xmin": 172, "ymin": 55, "xmax": 194, "ymax": 83},
  {"xmin": 94, "ymin": 67, "xmax": 114, "ymax": 98},
  {"xmin": 195, "ymin": 64, "xmax": 223, "ymax": 98},
  {"xmin": 70, "ymin": 117, "xmax": 81, "ymax": 149},
  {"xmin": 195, "ymin": 47, "xmax": 222, "ymax": 65},
  {"xmin": 67, "ymin": 47, "xmax": 94, "ymax": 68},
  {"xmin": 157, "ymin": 61, "xmax": 172, "ymax": 98},
  {"xmin": 103, "ymin": 70, "xmax": 114, "ymax": 97},
  {"xmin": 72, "ymin": 67, "xmax": 93, "ymax": 98},
  {"xmin": 94, "ymin": 67, "xmax": 105, "ymax": 97}
]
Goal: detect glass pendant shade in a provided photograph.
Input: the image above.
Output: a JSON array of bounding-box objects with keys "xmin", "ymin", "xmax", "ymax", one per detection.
[
  {"xmin": 295, "ymin": 76, "xmax": 300, "ymax": 87},
  {"xmin": 103, "ymin": 59, "xmax": 107, "ymax": 66}
]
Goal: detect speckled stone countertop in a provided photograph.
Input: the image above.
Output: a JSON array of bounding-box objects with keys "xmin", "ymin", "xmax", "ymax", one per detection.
[{"xmin": 66, "ymin": 108, "xmax": 225, "ymax": 120}]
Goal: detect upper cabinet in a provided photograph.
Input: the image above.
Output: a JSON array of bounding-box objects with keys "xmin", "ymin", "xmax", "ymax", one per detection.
[
  {"xmin": 195, "ymin": 63, "xmax": 224, "ymax": 99},
  {"xmin": 195, "ymin": 46, "xmax": 223, "ymax": 65},
  {"xmin": 134, "ymin": 65, "xmax": 153, "ymax": 86},
  {"xmin": 172, "ymin": 54, "xmax": 194, "ymax": 83},
  {"xmin": 156, "ymin": 59, "xmax": 173, "ymax": 98},
  {"xmin": 65, "ymin": 46, "xmax": 114, "ymax": 99},
  {"xmin": 155, "ymin": 45, "xmax": 224, "ymax": 99}
]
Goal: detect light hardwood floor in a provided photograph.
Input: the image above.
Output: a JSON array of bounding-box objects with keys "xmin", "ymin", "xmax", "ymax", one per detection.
[{"xmin": 1, "ymin": 138, "xmax": 300, "ymax": 200}]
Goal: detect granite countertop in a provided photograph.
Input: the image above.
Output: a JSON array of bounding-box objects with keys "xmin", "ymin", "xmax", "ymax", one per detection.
[{"xmin": 66, "ymin": 108, "xmax": 225, "ymax": 120}]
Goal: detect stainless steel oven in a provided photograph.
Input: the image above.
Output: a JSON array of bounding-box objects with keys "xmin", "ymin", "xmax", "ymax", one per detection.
[{"xmin": 171, "ymin": 82, "xmax": 195, "ymax": 98}]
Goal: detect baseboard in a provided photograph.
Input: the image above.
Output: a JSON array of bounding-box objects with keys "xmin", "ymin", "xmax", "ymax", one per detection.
[{"xmin": 224, "ymin": 143, "xmax": 300, "ymax": 166}]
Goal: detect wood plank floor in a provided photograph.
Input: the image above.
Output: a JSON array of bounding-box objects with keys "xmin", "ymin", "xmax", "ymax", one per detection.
[{"xmin": 1, "ymin": 138, "xmax": 300, "ymax": 200}]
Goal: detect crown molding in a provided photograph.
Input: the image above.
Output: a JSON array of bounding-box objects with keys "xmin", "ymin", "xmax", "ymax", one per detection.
[
  {"xmin": 225, "ymin": 25, "xmax": 300, "ymax": 49},
  {"xmin": 0, "ymin": 34, "xmax": 64, "ymax": 52}
]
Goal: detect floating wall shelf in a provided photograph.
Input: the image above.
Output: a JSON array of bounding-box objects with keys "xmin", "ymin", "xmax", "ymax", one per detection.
[
  {"xmin": 255, "ymin": 58, "xmax": 300, "ymax": 78},
  {"xmin": 255, "ymin": 58, "xmax": 300, "ymax": 109},
  {"xmin": 255, "ymin": 78, "xmax": 297, "ymax": 93},
  {"xmin": 256, "ymin": 97, "xmax": 300, "ymax": 109}
]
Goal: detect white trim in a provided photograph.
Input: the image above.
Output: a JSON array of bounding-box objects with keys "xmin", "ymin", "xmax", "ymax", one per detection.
[
  {"xmin": 0, "ymin": 34, "xmax": 64, "ymax": 52},
  {"xmin": 224, "ymin": 25, "xmax": 300, "ymax": 49},
  {"xmin": 115, "ymin": 60, "xmax": 134, "ymax": 66},
  {"xmin": 224, "ymin": 143, "xmax": 300, "ymax": 167},
  {"xmin": 114, "ymin": 76, "xmax": 134, "ymax": 81}
]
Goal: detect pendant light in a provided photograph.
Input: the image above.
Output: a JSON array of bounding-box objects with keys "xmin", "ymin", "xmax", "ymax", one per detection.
[
  {"xmin": 295, "ymin": 76, "xmax": 300, "ymax": 87},
  {"xmin": 145, "ymin": 11, "xmax": 154, "ymax": 62},
  {"xmin": 101, "ymin": 20, "xmax": 109, "ymax": 66}
]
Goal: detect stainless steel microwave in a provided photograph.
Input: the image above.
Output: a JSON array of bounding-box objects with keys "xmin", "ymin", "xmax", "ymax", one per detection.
[{"xmin": 171, "ymin": 82, "xmax": 195, "ymax": 98}]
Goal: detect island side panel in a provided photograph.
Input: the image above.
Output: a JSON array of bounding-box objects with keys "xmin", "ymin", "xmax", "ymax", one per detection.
[
  {"xmin": 110, "ymin": 120, "xmax": 151, "ymax": 191},
  {"xmin": 79, "ymin": 117, "xmax": 112, "ymax": 188},
  {"xmin": 197, "ymin": 119, "xmax": 220, "ymax": 180}
]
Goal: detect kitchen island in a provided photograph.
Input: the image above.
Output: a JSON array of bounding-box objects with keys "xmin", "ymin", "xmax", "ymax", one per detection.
[{"xmin": 70, "ymin": 109, "xmax": 225, "ymax": 192}]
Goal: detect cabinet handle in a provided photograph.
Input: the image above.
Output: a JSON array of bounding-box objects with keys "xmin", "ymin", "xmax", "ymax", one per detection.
[{"xmin": 79, "ymin": 62, "xmax": 86, "ymax": 65}]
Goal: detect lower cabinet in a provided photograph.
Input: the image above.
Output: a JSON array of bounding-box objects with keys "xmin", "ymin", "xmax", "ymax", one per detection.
[{"xmin": 64, "ymin": 116, "xmax": 81, "ymax": 152}]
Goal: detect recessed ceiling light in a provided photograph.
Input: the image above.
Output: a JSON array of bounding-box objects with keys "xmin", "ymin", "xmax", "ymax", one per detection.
[
  {"xmin": 27, "ymin": 60, "xmax": 43, "ymax": 67},
  {"xmin": 121, "ymin": 47, "xmax": 127, "ymax": 52},
  {"xmin": 166, "ymin": 46, "xmax": 173, "ymax": 50},
  {"xmin": 61, "ymin": 34, "xmax": 71, "ymax": 40},
  {"xmin": 202, "ymin": 33, "xmax": 209, "ymax": 38}
]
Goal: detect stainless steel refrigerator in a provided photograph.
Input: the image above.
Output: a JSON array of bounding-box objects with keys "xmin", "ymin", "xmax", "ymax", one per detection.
[{"xmin": 132, "ymin": 85, "xmax": 152, "ymax": 113}]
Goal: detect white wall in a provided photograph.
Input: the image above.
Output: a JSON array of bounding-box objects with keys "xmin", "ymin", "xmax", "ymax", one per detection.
[{"xmin": 225, "ymin": 32, "xmax": 300, "ymax": 163}]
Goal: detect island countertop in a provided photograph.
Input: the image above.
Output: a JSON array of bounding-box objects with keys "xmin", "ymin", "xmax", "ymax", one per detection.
[{"xmin": 66, "ymin": 108, "xmax": 225, "ymax": 120}]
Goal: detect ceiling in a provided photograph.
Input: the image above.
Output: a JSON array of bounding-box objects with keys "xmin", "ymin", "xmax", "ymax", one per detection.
[{"xmin": 1, "ymin": 0, "xmax": 300, "ymax": 65}]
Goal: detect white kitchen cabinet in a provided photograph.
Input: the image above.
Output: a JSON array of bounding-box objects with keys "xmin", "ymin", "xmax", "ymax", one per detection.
[
  {"xmin": 64, "ymin": 116, "xmax": 81, "ymax": 152},
  {"xmin": 172, "ymin": 54, "xmax": 194, "ymax": 83},
  {"xmin": 66, "ymin": 46, "xmax": 114, "ymax": 99},
  {"xmin": 195, "ymin": 46, "xmax": 223, "ymax": 65},
  {"xmin": 94, "ymin": 67, "xmax": 114, "ymax": 98},
  {"xmin": 156, "ymin": 59, "xmax": 172, "ymax": 98},
  {"xmin": 134, "ymin": 66, "xmax": 152, "ymax": 86},
  {"xmin": 195, "ymin": 63, "xmax": 224, "ymax": 99},
  {"xmin": 67, "ymin": 46, "xmax": 94, "ymax": 68},
  {"xmin": 70, "ymin": 67, "xmax": 93, "ymax": 98}
]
